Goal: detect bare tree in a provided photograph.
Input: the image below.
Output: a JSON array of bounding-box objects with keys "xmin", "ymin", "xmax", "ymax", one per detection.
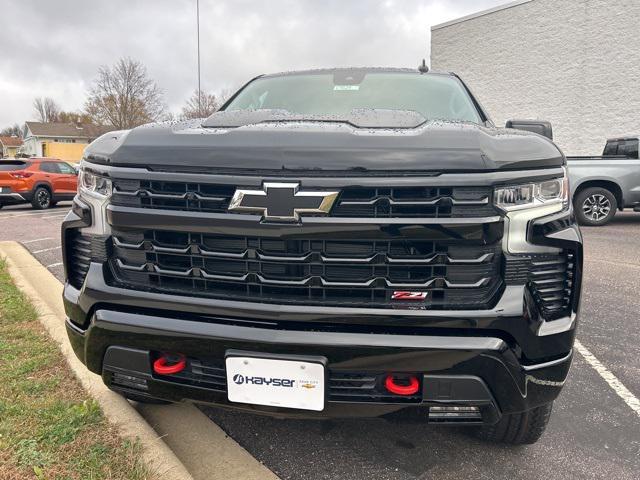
[
  {"xmin": 33, "ymin": 97, "xmax": 61, "ymax": 123},
  {"xmin": 85, "ymin": 57, "xmax": 167, "ymax": 129},
  {"xmin": 180, "ymin": 89, "xmax": 220, "ymax": 119},
  {"xmin": 57, "ymin": 111, "xmax": 93, "ymax": 125},
  {"xmin": 1, "ymin": 123, "xmax": 22, "ymax": 137}
]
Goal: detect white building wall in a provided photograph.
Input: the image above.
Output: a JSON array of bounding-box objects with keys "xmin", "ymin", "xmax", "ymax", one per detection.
[
  {"xmin": 20, "ymin": 136, "xmax": 42, "ymax": 157},
  {"xmin": 431, "ymin": 0, "xmax": 640, "ymax": 156}
]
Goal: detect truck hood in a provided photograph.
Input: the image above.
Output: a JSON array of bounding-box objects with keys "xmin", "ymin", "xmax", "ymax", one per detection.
[{"xmin": 85, "ymin": 112, "xmax": 565, "ymax": 174}]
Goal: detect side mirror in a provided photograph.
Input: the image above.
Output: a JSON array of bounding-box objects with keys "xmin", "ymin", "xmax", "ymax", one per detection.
[{"xmin": 505, "ymin": 119, "xmax": 553, "ymax": 140}]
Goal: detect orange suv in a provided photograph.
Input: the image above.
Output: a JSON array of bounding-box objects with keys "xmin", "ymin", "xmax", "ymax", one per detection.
[{"xmin": 0, "ymin": 158, "xmax": 78, "ymax": 210}]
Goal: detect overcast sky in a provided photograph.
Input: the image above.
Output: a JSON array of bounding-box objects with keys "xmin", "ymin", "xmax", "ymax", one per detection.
[{"xmin": 0, "ymin": 0, "xmax": 507, "ymax": 128}]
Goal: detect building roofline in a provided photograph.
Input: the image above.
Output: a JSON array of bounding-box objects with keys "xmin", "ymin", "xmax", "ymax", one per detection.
[
  {"xmin": 431, "ymin": 0, "xmax": 533, "ymax": 31},
  {"xmin": 26, "ymin": 135, "xmax": 95, "ymax": 139}
]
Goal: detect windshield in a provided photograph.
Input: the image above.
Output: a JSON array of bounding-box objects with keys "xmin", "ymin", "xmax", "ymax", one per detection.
[{"xmin": 224, "ymin": 72, "xmax": 482, "ymax": 124}]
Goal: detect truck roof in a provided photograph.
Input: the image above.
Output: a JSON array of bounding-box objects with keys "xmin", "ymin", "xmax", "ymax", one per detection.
[
  {"xmin": 260, "ymin": 67, "xmax": 454, "ymax": 79},
  {"xmin": 607, "ymin": 135, "xmax": 640, "ymax": 142}
]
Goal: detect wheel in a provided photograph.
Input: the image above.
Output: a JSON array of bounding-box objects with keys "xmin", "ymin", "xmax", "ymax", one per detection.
[
  {"xmin": 475, "ymin": 402, "xmax": 553, "ymax": 445},
  {"xmin": 574, "ymin": 187, "xmax": 617, "ymax": 226},
  {"xmin": 31, "ymin": 187, "xmax": 52, "ymax": 210}
]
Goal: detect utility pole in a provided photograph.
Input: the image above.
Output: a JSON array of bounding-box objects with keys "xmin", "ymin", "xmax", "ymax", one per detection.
[{"xmin": 197, "ymin": 0, "xmax": 201, "ymax": 117}]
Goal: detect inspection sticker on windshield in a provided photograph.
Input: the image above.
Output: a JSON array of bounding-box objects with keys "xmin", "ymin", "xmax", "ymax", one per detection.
[
  {"xmin": 226, "ymin": 356, "xmax": 325, "ymax": 411},
  {"xmin": 334, "ymin": 85, "xmax": 360, "ymax": 91}
]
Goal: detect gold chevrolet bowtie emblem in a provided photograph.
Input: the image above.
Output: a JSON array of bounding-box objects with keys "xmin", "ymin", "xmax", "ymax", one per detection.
[{"xmin": 229, "ymin": 182, "xmax": 339, "ymax": 222}]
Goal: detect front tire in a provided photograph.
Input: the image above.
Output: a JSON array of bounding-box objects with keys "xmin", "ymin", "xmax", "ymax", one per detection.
[
  {"xmin": 31, "ymin": 187, "xmax": 52, "ymax": 210},
  {"xmin": 574, "ymin": 187, "xmax": 617, "ymax": 226},
  {"xmin": 475, "ymin": 402, "xmax": 553, "ymax": 445}
]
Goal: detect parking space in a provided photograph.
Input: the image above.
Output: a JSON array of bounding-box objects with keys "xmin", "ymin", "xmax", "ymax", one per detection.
[
  {"xmin": 0, "ymin": 203, "xmax": 70, "ymax": 279},
  {"xmin": 2, "ymin": 204, "xmax": 639, "ymax": 479}
]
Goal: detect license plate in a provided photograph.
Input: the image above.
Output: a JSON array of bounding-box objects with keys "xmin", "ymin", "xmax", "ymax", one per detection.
[{"xmin": 226, "ymin": 356, "xmax": 325, "ymax": 411}]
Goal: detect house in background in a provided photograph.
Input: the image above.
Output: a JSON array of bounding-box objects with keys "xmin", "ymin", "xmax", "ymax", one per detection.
[
  {"xmin": 19, "ymin": 121, "xmax": 115, "ymax": 162},
  {"xmin": 0, "ymin": 135, "xmax": 23, "ymax": 158}
]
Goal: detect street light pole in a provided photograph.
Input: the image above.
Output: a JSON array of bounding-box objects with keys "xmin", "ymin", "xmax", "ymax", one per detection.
[{"xmin": 197, "ymin": 0, "xmax": 201, "ymax": 117}]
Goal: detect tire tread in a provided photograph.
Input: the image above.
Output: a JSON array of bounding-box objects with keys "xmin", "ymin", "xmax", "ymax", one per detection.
[{"xmin": 476, "ymin": 402, "xmax": 553, "ymax": 445}]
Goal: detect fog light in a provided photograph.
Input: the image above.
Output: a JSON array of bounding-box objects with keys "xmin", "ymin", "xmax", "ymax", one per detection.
[
  {"xmin": 428, "ymin": 405, "xmax": 481, "ymax": 420},
  {"xmin": 111, "ymin": 372, "xmax": 148, "ymax": 391},
  {"xmin": 153, "ymin": 353, "xmax": 187, "ymax": 375}
]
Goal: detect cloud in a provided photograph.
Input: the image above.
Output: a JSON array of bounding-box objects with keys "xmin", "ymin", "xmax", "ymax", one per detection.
[{"xmin": 0, "ymin": 0, "xmax": 505, "ymax": 127}]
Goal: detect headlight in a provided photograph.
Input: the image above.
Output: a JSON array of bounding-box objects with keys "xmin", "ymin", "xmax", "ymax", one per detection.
[
  {"xmin": 78, "ymin": 168, "xmax": 112, "ymax": 198},
  {"xmin": 76, "ymin": 163, "xmax": 112, "ymax": 235},
  {"xmin": 497, "ymin": 168, "xmax": 569, "ymax": 254},
  {"xmin": 495, "ymin": 170, "xmax": 569, "ymax": 212}
]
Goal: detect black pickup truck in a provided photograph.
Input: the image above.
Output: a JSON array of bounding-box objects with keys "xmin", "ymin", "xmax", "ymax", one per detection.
[{"xmin": 62, "ymin": 68, "xmax": 582, "ymax": 445}]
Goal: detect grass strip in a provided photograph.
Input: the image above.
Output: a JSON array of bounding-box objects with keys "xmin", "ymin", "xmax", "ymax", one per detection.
[{"xmin": 0, "ymin": 258, "xmax": 152, "ymax": 479}]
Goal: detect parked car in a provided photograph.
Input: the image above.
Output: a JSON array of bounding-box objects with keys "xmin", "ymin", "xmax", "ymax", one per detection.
[
  {"xmin": 567, "ymin": 136, "xmax": 640, "ymax": 225},
  {"xmin": 62, "ymin": 68, "xmax": 583, "ymax": 445},
  {"xmin": 0, "ymin": 157, "xmax": 78, "ymax": 209}
]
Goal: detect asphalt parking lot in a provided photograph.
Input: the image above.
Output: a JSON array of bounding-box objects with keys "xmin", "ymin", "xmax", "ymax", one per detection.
[{"xmin": 1, "ymin": 202, "xmax": 638, "ymax": 479}]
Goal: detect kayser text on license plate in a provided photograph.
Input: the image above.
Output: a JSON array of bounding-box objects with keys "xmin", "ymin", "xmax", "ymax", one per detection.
[{"xmin": 226, "ymin": 355, "xmax": 325, "ymax": 411}]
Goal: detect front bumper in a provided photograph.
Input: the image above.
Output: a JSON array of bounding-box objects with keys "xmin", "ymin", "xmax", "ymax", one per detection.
[{"xmin": 65, "ymin": 304, "xmax": 573, "ymax": 422}]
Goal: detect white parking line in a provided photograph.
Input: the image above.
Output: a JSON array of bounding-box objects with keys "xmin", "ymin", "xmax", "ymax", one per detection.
[
  {"xmin": 22, "ymin": 237, "xmax": 55, "ymax": 244},
  {"xmin": 0, "ymin": 209, "xmax": 69, "ymax": 219},
  {"xmin": 575, "ymin": 339, "xmax": 640, "ymax": 418},
  {"xmin": 32, "ymin": 246, "xmax": 61, "ymax": 254},
  {"xmin": 46, "ymin": 262, "xmax": 63, "ymax": 269},
  {"xmin": 0, "ymin": 210, "xmax": 50, "ymax": 218}
]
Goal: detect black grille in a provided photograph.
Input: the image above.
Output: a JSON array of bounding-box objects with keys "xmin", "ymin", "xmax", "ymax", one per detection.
[
  {"xmin": 109, "ymin": 228, "xmax": 504, "ymax": 309},
  {"xmin": 505, "ymin": 252, "xmax": 575, "ymax": 320},
  {"xmin": 111, "ymin": 179, "xmax": 235, "ymax": 212},
  {"xmin": 158, "ymin": 357, "xmax": 421, "ymax": 403},
  {"xmin": 168, "ymin": 359, "xmax": 227, "ymax": 392},
  {"xmin": 111, "ymin": 179, "xmax": 495, "ymax": 219},
  {"xmin": 529, "ymin": 252, "xmax": 575, "ymax": 320},
  {"xmin": 65, "ymin": 232, "xmax": 110, "ymax": 289},
  {"xmin": 66, "ymin": 232, "xmax": 91, "ymax": 288},
  {"xmin": 332, "ymin": 186, "xmax": 495, "ymax": 218}
]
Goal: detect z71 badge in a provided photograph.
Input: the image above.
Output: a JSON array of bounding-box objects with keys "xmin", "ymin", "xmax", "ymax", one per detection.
[{"xmin": 391, "ymin": 291, "xmax": 428, "ymax": 300}]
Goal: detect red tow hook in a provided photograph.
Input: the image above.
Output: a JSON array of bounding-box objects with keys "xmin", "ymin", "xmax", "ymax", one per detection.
[
  {"xmin": 153, "ymin": 353, "xmax": 187, "ymax": 375},
  {"xmin": 385, "ymin": 375, "xmax": 420, "ymax": 396}
]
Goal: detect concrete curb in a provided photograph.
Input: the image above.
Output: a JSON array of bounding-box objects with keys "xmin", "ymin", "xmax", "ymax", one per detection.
[{"xmin": 0, "ymin": 240, "xmax": 279, "ymax": 480}]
